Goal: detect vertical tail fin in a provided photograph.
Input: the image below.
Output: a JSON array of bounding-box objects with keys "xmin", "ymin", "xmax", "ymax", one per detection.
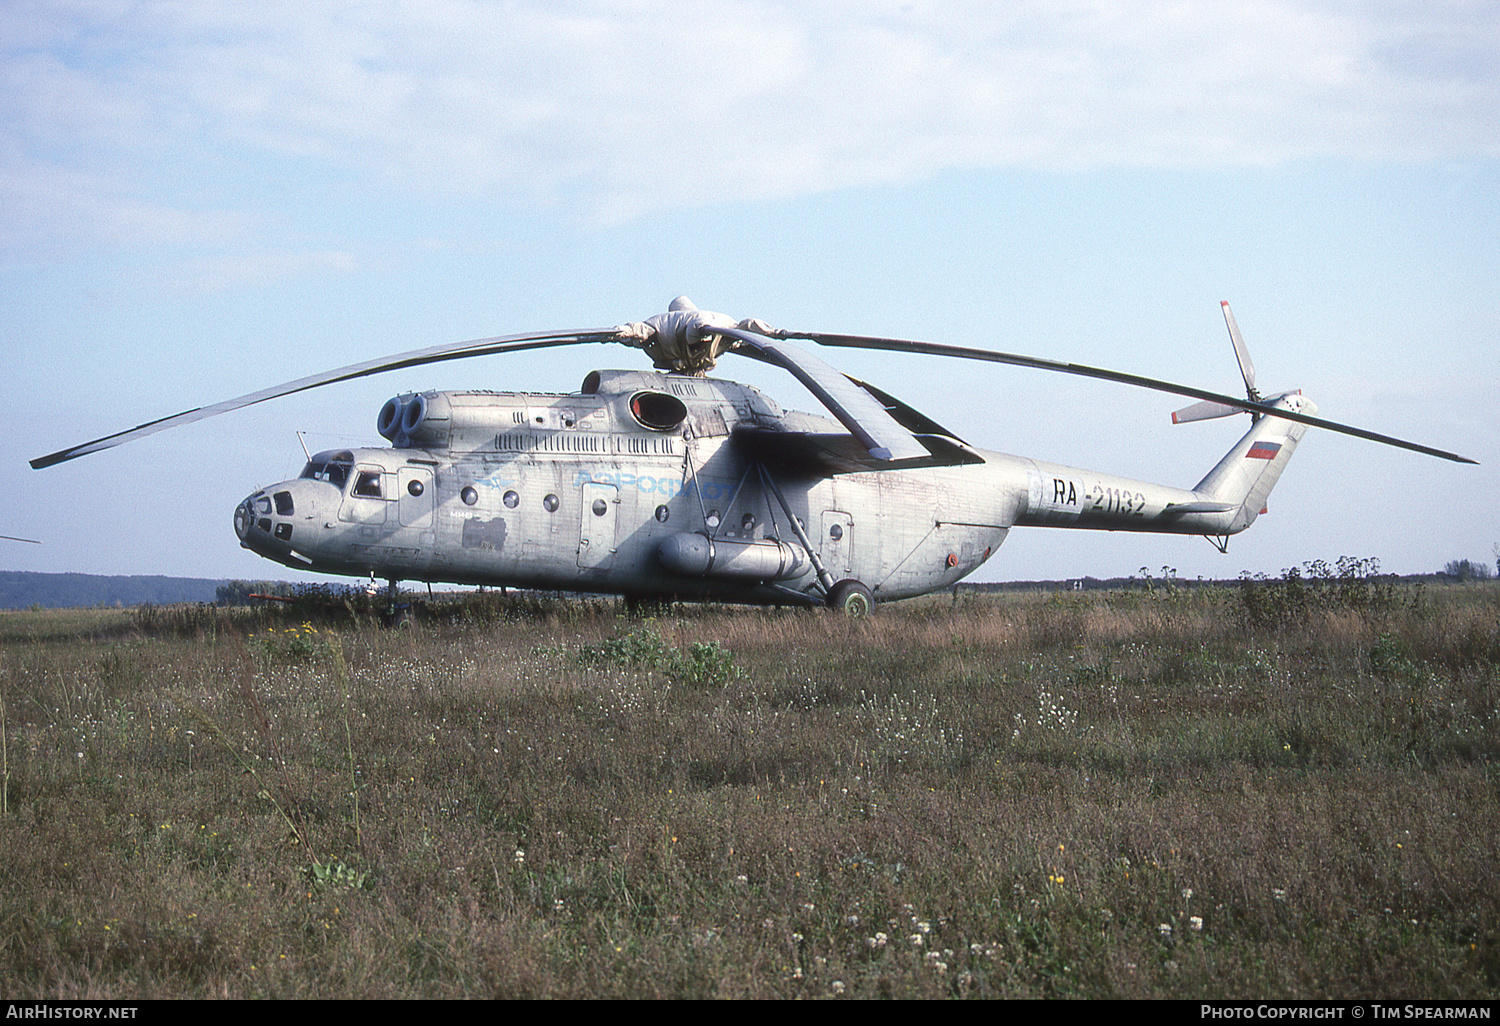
[{"xmin": 1192, "ymin": 392, "xmax": 1316, "ymax": 532}]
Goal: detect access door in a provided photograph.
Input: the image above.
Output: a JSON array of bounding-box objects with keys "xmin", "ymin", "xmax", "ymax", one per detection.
[
  {"xmin": 578, "ymin": 482, "xmax": 619, "ymax": 569},
  {"xmin": 820, "ymin": 510, "xmax": 854, "ymax": 578},
  {"xmin": 398, "ymin": 466, "xmax": 434, "ymax": 529}
]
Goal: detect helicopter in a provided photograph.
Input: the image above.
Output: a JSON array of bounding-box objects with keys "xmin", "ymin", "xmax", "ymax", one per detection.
[{"xmin": 30, "ymin": 297, "xmax": 1474, "ymax": 615}]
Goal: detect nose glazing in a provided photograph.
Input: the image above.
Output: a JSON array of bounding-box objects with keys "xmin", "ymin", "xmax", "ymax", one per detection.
[
  {"xmin": 233, "ymin": 496, "xmax": 255, "ymax": 541},
  {"xmin": 234, "ymin": 487, "xmax": 300, "ymax": 550}
]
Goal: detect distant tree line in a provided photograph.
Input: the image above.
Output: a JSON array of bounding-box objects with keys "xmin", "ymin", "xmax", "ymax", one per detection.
[
  {"xmin": 0, "ymin": 571, "xmax": 225, "ymax": 610},
  {"xmin": 0, "ymin": 572, "xmax": 315, "ymax": 610},
  {"xmin": 1441, "ymin": 558, "xmax": 1495, "ymax": 582},
  {"xmin": 213, "ymin": 580, "xmax": 298, "ymax": 605}
]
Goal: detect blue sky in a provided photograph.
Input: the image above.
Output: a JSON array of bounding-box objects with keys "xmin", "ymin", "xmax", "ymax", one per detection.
[{"xmin": 3, "ymin": 0, "xmax": 1497, "ymax": 586}]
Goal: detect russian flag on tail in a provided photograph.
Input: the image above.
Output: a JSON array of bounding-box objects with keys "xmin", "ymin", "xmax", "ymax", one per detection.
[{"xmin": 1246, "ymin": 441, "xmax": 1282, "ymax": 460}]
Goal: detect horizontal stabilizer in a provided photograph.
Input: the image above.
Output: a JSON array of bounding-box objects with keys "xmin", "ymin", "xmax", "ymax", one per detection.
[{"xmin": 1163, "ymin": 500, "xmax": 1238, "ymax": 514}]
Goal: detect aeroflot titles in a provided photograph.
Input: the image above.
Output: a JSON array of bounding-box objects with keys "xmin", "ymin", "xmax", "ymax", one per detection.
[
  {"xmin": 570, "ymin": 471, "xmax": 735, "ymax": 504},
  {"xmin": 470, "ymin": 470, "xmax": 734, "ymax": 504}
]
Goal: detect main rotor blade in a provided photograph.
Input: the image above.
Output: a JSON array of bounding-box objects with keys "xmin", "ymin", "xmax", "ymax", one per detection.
[
  {"xmin": 717, "ymin": 327, "xmax": 930, "ymax": 461},
  {"xmin": 773, "ymin": 329, "xmax": 1477, "ymax": 464},
  {"xmin": 30, "ymin": 327, "xmax": 619, "ymax": 469}
]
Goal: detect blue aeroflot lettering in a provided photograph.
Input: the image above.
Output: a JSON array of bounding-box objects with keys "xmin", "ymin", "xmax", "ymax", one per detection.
[
  {"xmin": 570, "ymin": 471, "xmax": 737, "ymax": 504},
  {"xmin": 680, "ymin": 478, "xmax": 733, "ymax": 503},
  {"xmin": 572, "ymin": 470, "xmax": 688, "ymax": 499}
]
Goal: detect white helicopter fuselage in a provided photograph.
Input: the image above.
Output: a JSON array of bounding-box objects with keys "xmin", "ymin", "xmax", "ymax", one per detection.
[{"xmin": 234, "ymin": 368, "xmax": 1313, "ymax": 605}]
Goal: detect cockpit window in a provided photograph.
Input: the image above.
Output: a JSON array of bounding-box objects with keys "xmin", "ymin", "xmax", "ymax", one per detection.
[
  {"xmin": 353, "ymin": 471, "xmax": 383, "ymax": 498},
  {"xmin": 301, "ymin": 459, "xmax": 351, "ymax": 489}
]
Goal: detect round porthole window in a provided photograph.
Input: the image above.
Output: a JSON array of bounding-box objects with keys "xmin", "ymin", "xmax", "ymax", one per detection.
[
  {"xmin": 407, "ymin": 479, "xmax": 424, "ymax": 497},
  {"xmin": 461, "ymin": 486, "xmax": 478, "ymax": 506},
  {"xmin": 592, "ymin": 498, "xmax": 608, "ymax": 517},
  {"xmin": 503, "ymin": 490, "xmax": 519, "ymax": 508},
  {"xmin": 655, "ymin": 505, "xmax": 670, "ymax": 523},
  {"xmin": 543, "ymin": 493, "xmax": 560, "ymax": 513},
  {"xmin": 829, "ymin": 523, "xmax": 844, "ymax": 541}
]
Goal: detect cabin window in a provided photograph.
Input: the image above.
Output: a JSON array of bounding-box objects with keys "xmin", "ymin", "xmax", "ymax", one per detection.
[
  {"xmin": 741, "ymin": 513, "xmax": 756, "ymax": 533},
  {"xmin": 461, "ymin": 486, "xmax": 478, "ymax": 506},
  {"xmin": 256, "ymin": 495, "xmax": 272, "ymax": 515},
  {"xmin": 543, "ymin": 493, "xmax": 560, "ymax": 513},
  {"xmin": 407, "ymin": 479, "xmax": 424, "ymax": 497},
  {"xmin": 655, "ymin": 505, "xmax": 670, "ymax": 523},
  {"xmin": 353, "ymin": 471, "xmax": 383, "ymax": 498},
  {"xmin": 503, "ymin": 490, "xmax": 519, "ymax": 509},
  {"xmin": 592, "ymin": 498, "xmax": 608, "ymax": 517},
  {"xmin": 274, "ymin": 491, "xmax": 294, "ymax": 516},
  {"xmin": 829, "ymin": 524, "xmax": 843, "ymax": 541},
  {"xmin": 274, "ymin": 523, "xmax": 293, "ymax": 541}
]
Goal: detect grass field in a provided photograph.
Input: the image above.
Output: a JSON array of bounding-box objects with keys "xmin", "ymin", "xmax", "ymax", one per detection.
[{"xmin": 0, "ymin": 570, "xmax": 1496, "ymax": 998}]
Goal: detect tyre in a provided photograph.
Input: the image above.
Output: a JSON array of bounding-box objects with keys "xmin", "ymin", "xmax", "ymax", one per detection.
[
  {"xmin": 383, "ymin": 604, "xmax": 416, "ymax": 629},
  {"xmin": 827, "ymin": 579, "xmax": 874, "ymax": 617}
]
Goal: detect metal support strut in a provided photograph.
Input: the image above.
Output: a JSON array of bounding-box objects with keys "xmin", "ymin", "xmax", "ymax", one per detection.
[{"xmin": 757, "ymin": 463, "xmax": 835, "ymax": 597}]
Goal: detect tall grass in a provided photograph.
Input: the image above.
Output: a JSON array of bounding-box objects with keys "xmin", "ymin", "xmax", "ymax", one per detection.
[{"xmin": 0, "ymin": 576, "xmax": 1495, "ymax": 998}]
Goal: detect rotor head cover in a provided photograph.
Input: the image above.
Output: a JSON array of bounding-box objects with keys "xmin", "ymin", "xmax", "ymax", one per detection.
[{"xmin": 620, "ymin": 296, "xmax": 741, "ymax": 374}]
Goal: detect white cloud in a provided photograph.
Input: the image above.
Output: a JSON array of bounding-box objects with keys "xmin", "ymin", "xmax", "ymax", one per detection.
[{"xmin": 2, "ymin": 0, "xmax": 1497, "ymax": 247}]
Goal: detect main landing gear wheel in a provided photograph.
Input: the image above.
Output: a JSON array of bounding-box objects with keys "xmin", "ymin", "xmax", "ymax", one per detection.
[{"xmin": 827, "ymin": 579, "xmax": 874, "ymax": 617}]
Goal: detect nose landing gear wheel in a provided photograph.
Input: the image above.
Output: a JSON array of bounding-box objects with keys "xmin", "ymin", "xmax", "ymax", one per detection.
[{"xmin": 827, "ymin": 579, "xmax": 874, "ymax": 617}]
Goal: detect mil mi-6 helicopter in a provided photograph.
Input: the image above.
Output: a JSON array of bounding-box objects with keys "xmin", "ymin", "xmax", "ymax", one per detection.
[{"xmin": 31, "ymin": 298, "xmax": 1473, "ymax": 615}]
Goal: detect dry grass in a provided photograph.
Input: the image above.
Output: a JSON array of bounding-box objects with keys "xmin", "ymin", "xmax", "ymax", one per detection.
[{"xmin": 0, "ymin": 577, "xmax": 1495, "ymax": 998}]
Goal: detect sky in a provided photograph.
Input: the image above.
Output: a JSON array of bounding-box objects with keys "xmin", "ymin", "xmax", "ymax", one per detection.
[{"xmin": 3, "ymin": 0, "xmax": 1497, "ymax": 588}]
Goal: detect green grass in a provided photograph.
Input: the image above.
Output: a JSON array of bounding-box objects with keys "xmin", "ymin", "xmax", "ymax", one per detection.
[{"xmin": 0, "ymin": 577, "xmax": 1495, "ymax": 998}]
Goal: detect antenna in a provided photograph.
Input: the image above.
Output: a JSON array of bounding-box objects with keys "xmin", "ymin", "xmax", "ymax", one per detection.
[{"xmin": 297, "ymin": 431, "xmax": 311, "ymax": 461}]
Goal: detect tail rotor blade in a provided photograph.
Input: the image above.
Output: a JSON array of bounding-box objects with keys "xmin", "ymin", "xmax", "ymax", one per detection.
[
  {"xmin": 1221, "ymin": 301, "xmax": 1258, "ymax": 400},
  {"xmin": 1172, "ymin": 400, "xmax": 1242, "ymax": 424}
]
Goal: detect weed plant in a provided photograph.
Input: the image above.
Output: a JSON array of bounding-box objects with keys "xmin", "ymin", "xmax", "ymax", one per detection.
[{"xmin": 0, "ymin": 571, "xmax": 1495, "ymax": 998}]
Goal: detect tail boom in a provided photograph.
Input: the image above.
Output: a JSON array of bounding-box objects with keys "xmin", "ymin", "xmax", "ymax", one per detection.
[{"xmin": 1009, "ymin": 393, "xmax": 1314, "ymax": 539}]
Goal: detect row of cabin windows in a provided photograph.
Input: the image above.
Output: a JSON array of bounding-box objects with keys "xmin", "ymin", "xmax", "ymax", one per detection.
[{"xmin": 302, "ymin": 460, "xmax": 696, "ymax": 526}]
